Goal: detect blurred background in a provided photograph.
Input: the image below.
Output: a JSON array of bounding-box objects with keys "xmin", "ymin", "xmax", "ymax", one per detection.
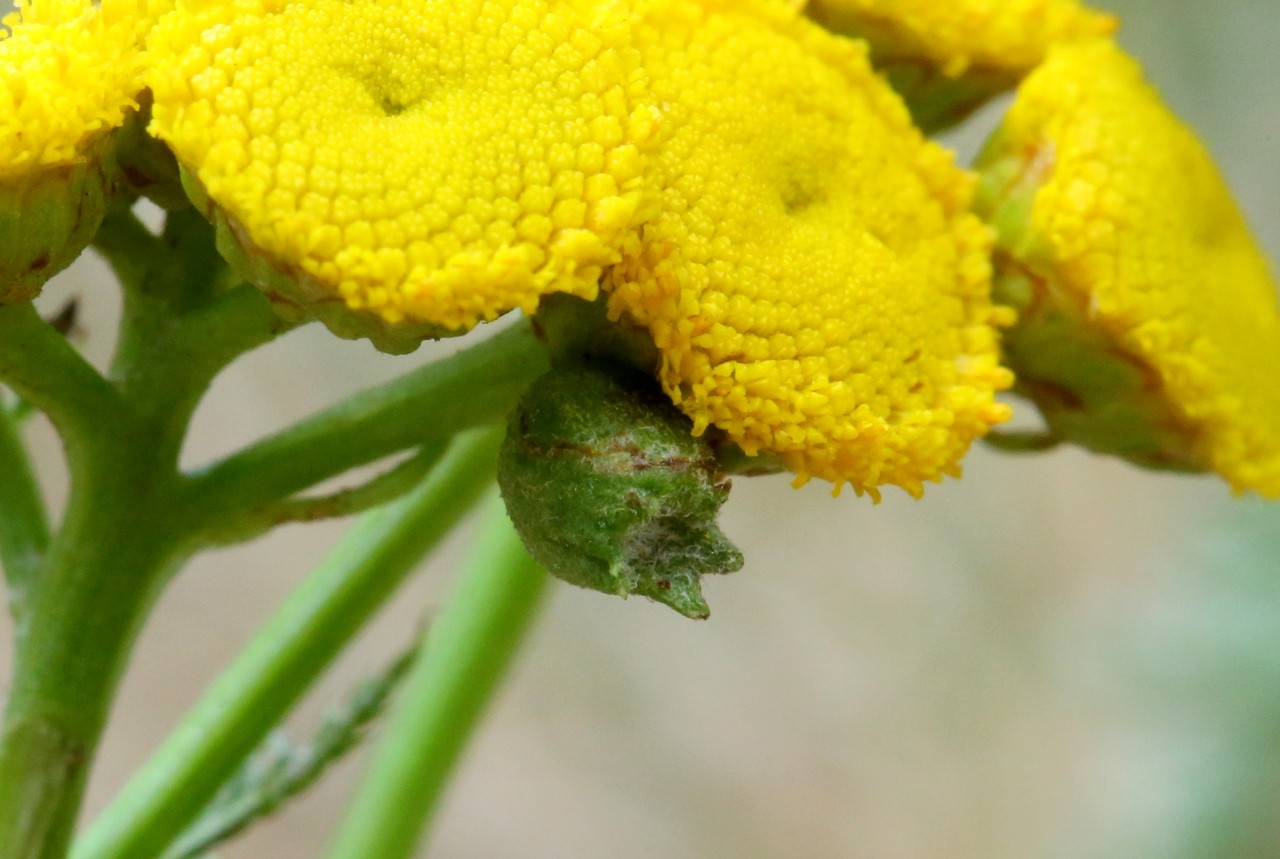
[{"xmin": 4, "ymin": 0, "xmax": 1280, "ymax": 856}]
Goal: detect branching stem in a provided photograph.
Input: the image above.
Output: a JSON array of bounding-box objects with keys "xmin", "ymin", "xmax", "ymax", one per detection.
[{"xmin": 74, "ymin": 429, "xmax": 504, "ymax": 859}]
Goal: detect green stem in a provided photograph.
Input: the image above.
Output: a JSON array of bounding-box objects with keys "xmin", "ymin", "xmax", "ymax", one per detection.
[
  {"xmin": 982, "ymin": 429, "xmax": 1063, "ymax": 453},
  {"xmin": 0, "ymin": 399, "xmax": 50, "ymax": 634},
  {"xmin": 0, "ymin": 302, "xmax": 124, "ymax": 458},
  {"xmin": 0, "ymin": 207, "xmax": 294, "ymax": 859},
  {"xmin": 0, "ymin": 432, "xmax": 187, "ymax": 859},
  {"xmin": 91, "ymin": 203, "xmax": 162, "ymax": 293},
  {"xmin": 186, "ymin": 319, "xmax": 547, "ymax": 525},
  {"xmin": 73, "ymin": 428, "xmax": 504, "ymax": 859},
  {"xmin": 325, "ymin": 500, "xmax": 548, "ymax": 859},
  {"xmin": 201, "ymin": 443, "xmax": 447, "ymax": 547}
]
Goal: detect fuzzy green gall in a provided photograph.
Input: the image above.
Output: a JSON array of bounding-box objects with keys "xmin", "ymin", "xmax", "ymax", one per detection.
[{"xmin": 498, "ymin": 365, "xmax": 743, "ymax": 619}]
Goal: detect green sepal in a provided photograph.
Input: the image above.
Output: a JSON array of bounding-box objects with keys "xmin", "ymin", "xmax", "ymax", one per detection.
[
  {"xmin": 0, "ymin": 139, "xmax": 113, "ymax": 304},
  {"xmin": 877, "ymin": 61, "xmax": 1014, "ymax": 134},
  {"xmin": 804, "ymin": 6, "xmax": 1015, "ymax": 133},
  {"xmin": 498, "ymin": 365, "xmax": 743, "ymax": 619},
  {"xmin": 112, "ymin": 95, "xmax": 190, "ymax": 212},
  {"xmin": 992, "ymin": 267, "xmax": 1201, "ymax": 471},
  {"xmin": 178, "ymin": 168, "xmax": 457, "ymax": 355},
  {"xmin": 534, "ymin": 292, "xmax": 659, "ymax": 374},
  {"xmin": 975, "ymin": 142, "xmax": 1205, "ymax": 472},
  {"xmin": 535, "ymin": 294, "xmax": 785, "ymax": 477}
]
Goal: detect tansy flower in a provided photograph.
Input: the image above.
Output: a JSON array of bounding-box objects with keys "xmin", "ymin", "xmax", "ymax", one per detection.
[
  {"xmin": 0, "ymin": 0, "xmax": 147, "ymax": 302},
  {"xmin": 975, "ymin": 39, "xmax": 1280, "ymax": 496},
  {"xmin": 605, "ymin": 0, "xmax": 1013, "ymax": 497},
  {"xmin": 805, "ymin": 0, "xmax": 1116, "ymax": 129},
  {"xmin": 146, "ymin": 0, "xmax": 660, "ymax": 348}
]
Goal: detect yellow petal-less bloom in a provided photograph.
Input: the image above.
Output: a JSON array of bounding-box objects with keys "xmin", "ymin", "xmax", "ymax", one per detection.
[
  {"xmin": 605, "ymin": 0, "xmax": 1013, "ymax": 498},
  {"xmin": 1, "ymin": 0, "xmax": 146, "ymax": 301},
  {"xmin": 0, "ymin": 0, "xmax": 143, "ymax": 176},
  {"xmin": 976, "ymin": 40, "xmax": 1280, "ymax": 496},
  {"xmin": 146, "ymin": 0, "xmax": 660, "ymax": 337},
  {"xmin": 806, "ymin": 0, "xmax": 1116, "ymax": 129}
]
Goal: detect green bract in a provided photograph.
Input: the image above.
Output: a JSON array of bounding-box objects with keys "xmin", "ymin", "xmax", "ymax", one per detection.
[{"xmin": 0, "ymin": 153, "xmax": 112, "ymax": 304}]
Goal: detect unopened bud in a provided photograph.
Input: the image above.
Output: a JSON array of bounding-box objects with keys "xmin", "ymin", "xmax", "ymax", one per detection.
[{"xmin": 498, "ymin": 365, "xmax": 743, "ymax": 619}]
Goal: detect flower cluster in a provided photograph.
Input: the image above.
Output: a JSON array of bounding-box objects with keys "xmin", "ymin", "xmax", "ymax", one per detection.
[
  {"xmin": 805, "ymin": 0, "xmax": 1116, "ymax": 128},
  {"xmin": 2, "ymin": 0, "xmax": 1277, "ymax": 499},
  {"xmin": 141, "ymin": 0, "xmax": 1016, "ymax": 497}
]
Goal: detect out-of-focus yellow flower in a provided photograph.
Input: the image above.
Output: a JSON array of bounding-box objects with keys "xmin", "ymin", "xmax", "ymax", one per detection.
[
  {"xmin": 146, "ymin": 0, "xmax": 660, "ymax": 338},
  {"xmin": 976, "ymin": 39, "xmax": 1280, "ymax": 496},
  {"xmin": 0, "ymin": 0, "xmax": 144, "ymax": 176},
  {"xmin": 0, "ymin": 0, "xmax": 148, "ymax": 302},
  {"xmin": 605, "ymin": 0, "xmax": 1013, "ymax": 498},
  {"xmin": 807, "ymin": 0, "xmax": 1115, "ymax": 76},
  {"xmin": 806, "ymin": 0, "xmax": 1116, "ymax": 128}
]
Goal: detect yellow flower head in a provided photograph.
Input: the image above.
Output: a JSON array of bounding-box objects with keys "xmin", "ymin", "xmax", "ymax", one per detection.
[
  {"xmin": 0, "ymin": 0, "xmax": 144, "ymax": 178},
  {"xmin": 1, "ymin": 0, "xmax": 149, "ymax": 302},
  {"xmin": 976, "ymin": 39, "xmax": 1280, "ymax": 496},
  {"xmin": 806, "ymin": 0, "xmax": 1116, "ymax": 128},
  {"xmin": 605, "ymin": 0, "xmax": 1013, "ymax": 498},
  {"xmin": 146, "ymin": 0, "xmax": 660, "ymax": 337}
]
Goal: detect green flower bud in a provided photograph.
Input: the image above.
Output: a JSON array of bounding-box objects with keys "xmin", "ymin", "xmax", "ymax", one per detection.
[
  {"xmin": 0, "ymin": 146, "xmax": 111, "ymax": 304},
  {"xmin": 498, "ymin": 365, "xmax": 743, "ymax": 619}
]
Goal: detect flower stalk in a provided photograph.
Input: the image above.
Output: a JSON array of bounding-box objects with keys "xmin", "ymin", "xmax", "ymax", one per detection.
[
  {"xmin": 324, "ymin": 499, "xmax": 548, "ymax": 859},
  {"xmin": 75, "ymin": 429, "xmax": 504, "ymax": 859},
  {"xmin": 0, "ymin": 441, "xmax": 187, "ymax": 859},
  {"xmin": 0, "ymin": 206, "xmax": 283, "ymax": 859}
]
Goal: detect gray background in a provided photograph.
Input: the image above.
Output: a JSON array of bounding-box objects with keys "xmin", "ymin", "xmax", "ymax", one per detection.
[{"xmin": 5, "ymin": 1, "xmax": 1280, "ymax": 856}]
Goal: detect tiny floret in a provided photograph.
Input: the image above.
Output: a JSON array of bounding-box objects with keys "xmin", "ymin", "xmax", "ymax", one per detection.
[
  {"xmin": 977, "ymin": 39, "xmax": 1280, "ymax": 496},
  {"xmin": 605, "ymin": 0, "xmax": 1013, "ymax": 498},
  {"xmin": 146, "ymin": 0, "xmax": 660, "ymax": 333}
]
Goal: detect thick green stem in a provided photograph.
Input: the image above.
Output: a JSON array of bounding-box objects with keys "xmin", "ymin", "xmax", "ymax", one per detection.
[
  {"xmin": 91, "ymin": 204, "xmax": 162, "ymax": 293},
  {"xmin": 0, "ymin": 207, "xmax": 295, "ymax": 859},
  {"xmin": 0, "ymin": 401, "xmax": 50, "ymax": 633},
  {"xmin": 325, "ymin": 501, "xmax": 548, "ymax": 859},
  {"xmin": 186, "ymin": 320, "xmax": 548, "ymax": 526},
  {"xmin": 0, "ymin": 436, "xmax": 187, "ymax": 859},
  {"xmin": 74, "ymin": 428, "xmax": 504, "ymax": 859}
]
